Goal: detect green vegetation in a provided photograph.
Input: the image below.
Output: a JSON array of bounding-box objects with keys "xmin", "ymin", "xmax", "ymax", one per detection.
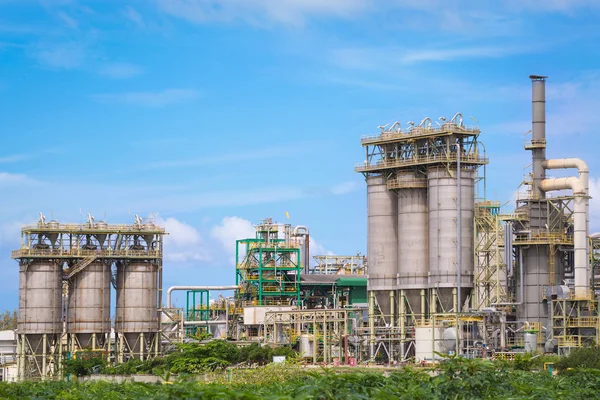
[
  {"xmin": 68, "ymin": 341, "xmax": 297, "ymax": 377},
  {"xmin": 3, "ymin": 358, "xmax": 600, "ymax": 399},
  {"xmin": 0, "ymin": 309, "xmax": 17, "ymax": 330},
  {"xmin": 555, "ymin": 346, "xmax": 600, "ymax": 372}
]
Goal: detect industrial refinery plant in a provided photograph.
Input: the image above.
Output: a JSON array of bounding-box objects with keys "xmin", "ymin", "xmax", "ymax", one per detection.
[{"xmin": 10, "ymin": 75, "xmax": 600, "ymax": 380}]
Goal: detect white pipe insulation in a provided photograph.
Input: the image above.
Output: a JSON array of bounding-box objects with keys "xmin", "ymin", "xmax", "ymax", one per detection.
[
  {"xmin": 542, "ymin": 158, "xmax": 589, "ymax": 239},
  {"xmin": 540, "ymin": 177, "xmax": 588, "ymax": 296},
  {"xmin": 166, "ymin": 286, "xmax": 239, "ymax": 308}
]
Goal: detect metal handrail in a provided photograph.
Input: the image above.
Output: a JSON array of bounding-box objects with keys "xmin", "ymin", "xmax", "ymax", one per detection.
[
  {"xmin": 355, "ymin": 153, "xmax": 488, "ymax": 171},
  {"xmin": 12, "ymin": 248, "xmax": 162, "ymax": 259},
  {"xmin": 360, "ymin": 124, "xmax": 480, "ymax": 143},
  {"xmin": 20, "ymin": 223, "xmax": 166, "ymax": 233}
]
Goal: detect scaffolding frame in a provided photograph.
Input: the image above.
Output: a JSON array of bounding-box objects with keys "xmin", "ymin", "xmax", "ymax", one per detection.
[{"xmin": 474, "ymin": 201, "xmax": 508, "ymax": 309}]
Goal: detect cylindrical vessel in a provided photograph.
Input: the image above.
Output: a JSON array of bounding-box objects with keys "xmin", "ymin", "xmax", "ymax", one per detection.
[
  {"xmin": 367, "ymin": 175, "xmax": 397, "ymax": 317},
  {"xmin": 524, "ymin": 331, "xmax": 538, "ymax": 353},
  {"xmin": 115, "ymin": 261, "xmax": 159, "ymax": 351},
  {"xmin": 396, "ymin": 171, "xmax": 428, "ymax": 317},
  {"xmin": 428, "ymin": 167, "xmax": 475, "ymax": 311},
  {"xmin": 414, "ymin": 326, "xmax": 444, "ymax": 362},
  {"xmin": 18, "ymin": 260, "xmax": 63, "ymax": 334},
  {"xmin": 67, "ymin": 261, "xmax": 111, "ymax": 347}
]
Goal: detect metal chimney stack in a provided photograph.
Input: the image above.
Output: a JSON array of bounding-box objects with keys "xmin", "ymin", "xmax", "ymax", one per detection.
[{"xmin": 530, "ymin": 75, "xmax": 548, "ymax": 198}]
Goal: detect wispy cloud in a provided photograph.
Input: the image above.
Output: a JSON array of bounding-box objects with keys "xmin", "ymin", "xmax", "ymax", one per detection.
[
  {"xmin": 57, "ymin": 11, "xmax": 78, "ymax": 29},
  {"xmin": 0, "ymin": 172, "xmax": 36, "ymax": 185},
  {"xmin": 123, "ymin": 6, "xmax": 145, "ymax": 29},
  {"xmin": 332, "ymin": 45, "xmax": 532, "ymax": 69},
  {"xmin": 156, "ymin": 0, "xmax": 370, "ymax": 26},
  {"xmin": 90, "ymin": 89, "xmax": 199, "ymax": 107},
  {"xmin": 98, "ymin": 62, "xmax": 143, "ymax": 79},
  {"xmin": 31, "ymin": 42, "xmax": 85, "ymax": 69},
  {"xmin": 143, "ymin": 141, "xmax": 323, "ymax": 169},
  {"xmin": 0, "ymin": 154, "xmax": 32, "ymax": 163}
]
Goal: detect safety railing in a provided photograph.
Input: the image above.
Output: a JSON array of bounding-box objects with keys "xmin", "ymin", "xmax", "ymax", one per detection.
[
  {"xmin": 556, "ymin": 335, "xmax": 583, "ymax": 347},
  {"xmin": 524, "ymin": 139, "xmax": 546, "ymax": 149},
  {"xmin": 513, "ymin": 231, "xmax": 573, "ymax": 245},
  {"xmin": 355, "ymin": 153, "xmax": 488, "ymax": 172},
  {"xmin": 565, "ymin": 317, "xmax": 598, "ymax": 327},
  {"xmin": 12, "ymin": 248, "xmax": 162, "ymax": 259},
  {"xmin": 386, "ymin": 177, "xmax": 427, "ymax": 190},
  {"xmin": 360, "ymin": 124, "xmax": 481, "ymax": 144},
  {"xmin": 241, "ymin": 299, "xmax": 292, "ymax": 307},
  {"xmin": 21, "ymin": 223, "xmax": 166, "ymax": 233}
]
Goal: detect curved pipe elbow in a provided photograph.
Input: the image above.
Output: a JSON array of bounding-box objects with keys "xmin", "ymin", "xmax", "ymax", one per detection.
[
  {"xmin": 540, "ymin": 177, "xmax": 585, "ymax": 196},
  {"xmin": 543, "ymin": 158, "xmax": 589, "ymax": 174},
  {"xmin": 293, "ymin": 225, "xmax": 309, "ymax": 235}
]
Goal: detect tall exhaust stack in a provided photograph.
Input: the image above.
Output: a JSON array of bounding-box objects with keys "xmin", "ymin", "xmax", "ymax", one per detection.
[{"xmin": 529, "ymin": 75, "xmax": 548, "ymax": 198}]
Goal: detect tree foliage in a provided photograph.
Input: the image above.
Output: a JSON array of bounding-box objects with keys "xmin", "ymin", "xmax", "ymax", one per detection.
[
  {"xmin": 100, "ymin": 341, "xmax": 298, "ymax": 376},
  {"xmin": 555, "ymin": 346, "xmax": 600, "ymax": 372},
  {"xmin": 0, "ymin": 310, "xmax": 17, "ymax": 330}
]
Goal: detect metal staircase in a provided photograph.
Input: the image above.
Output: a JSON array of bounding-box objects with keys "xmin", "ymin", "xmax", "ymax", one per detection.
[{"xmin": 66, "ymin": 256, "xmax": 97, "ymax": 279}]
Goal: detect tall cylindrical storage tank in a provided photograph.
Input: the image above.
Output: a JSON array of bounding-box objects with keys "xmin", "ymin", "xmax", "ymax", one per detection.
[
  {"xmin": 367, "ymin": 174, "xmax": 397, "ymax": 317},
  {"xmin": 115, "ymin": 261, "xmax": 159, "ymax": 354},
  {"xmin": 18, "ymin": 260, "xmax": 63, "ymax": 352},
  {"xmin": 428, "ymin": 166, "xmax": 475, "ymax": 312},
  {"xmin": 67, "ymin": 261, "xmax": 111, "ymax": 347},
  {"xmin": 396, "ymin": 171, "xmax": 428, "ymax": 317}
]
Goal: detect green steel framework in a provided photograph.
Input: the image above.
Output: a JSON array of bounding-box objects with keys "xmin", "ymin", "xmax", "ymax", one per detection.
[
  {"xmin": 235, "ymin": 229, "xmax": 301, "ymax": 304},
  {"xmin": 186, "ymin": 290, "xmax": 210, "ymax": 336}
]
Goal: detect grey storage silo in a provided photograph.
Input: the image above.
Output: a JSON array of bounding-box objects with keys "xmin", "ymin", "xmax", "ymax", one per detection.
[
  {"xmin": 115, "ymin": 260, "xmax": 159, "ymax": 354},
  {"xmin": 67, "ymin": 261, "xmax": 111, "ymax": 347},
  {"xmin": 366, "ymin": 174, "xmax": 397, "ymax": 317},
  {"xmin": 18, "ymin": 260, "xmax": 63, "ymax": 353},
  {"xmin": 396, "ymin": 171, "xmax": 428, "ymax": 317},
  {"xmin": 428, "ymin": 166, "xmax": 475, "ymax": 312}
]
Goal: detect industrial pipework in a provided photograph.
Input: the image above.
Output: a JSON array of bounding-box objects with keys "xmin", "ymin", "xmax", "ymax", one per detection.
[{"xmin": 166, "ymin": 285, "xmax": 239, "ymax": 308}]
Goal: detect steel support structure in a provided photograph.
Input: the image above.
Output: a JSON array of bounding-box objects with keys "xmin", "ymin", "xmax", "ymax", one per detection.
[{"xmin": 12, "ymin": 216, "xmax": 166, "ymax": 379}]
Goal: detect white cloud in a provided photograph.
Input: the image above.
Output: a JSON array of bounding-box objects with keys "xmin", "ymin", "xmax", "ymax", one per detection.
[
  {"xmin": 309, "ymin": 237, "xmax": 335, "ymax": 262},
  {"xmin": 32, "ymin": 42, "xmax": 85, "ymax": 69},
  {"xmin": 156, "ymin": 0, "xmax": 370, "ymax": 26},
  {"xmin": 155, "ymin": 216, "xmax": 210, "ymax": 263},
  {"xmin": 0, "ymin": 220, "xmax": 27, "ymax": 247},
  {"xmin": 91, "ymin": 89, "xmax": 199, "ymax": 107},
  {"xmin": 332, "ymin": 45, "xmax": 532, "ymax": 69},
  {"xmin": 210, "ymin": 217, "xmax": 256, "ymax": 262},
  {"xmin": 98, "ymin": 62, "xmax": 143, "ymax": 79},
  {"xmin": 57, "ymin": 11, "xmax": 78, "ymax": 29},
  {"xmin": 0, "ymin": 172, "xmax": 34, "ymax": 185},
  {"xmin": 123, "ymin": 6, "xmax": 145, "ymax": 28},
  {"xmin": 0, "ymin": 154, "xmax": 31, "ymax": 163}
]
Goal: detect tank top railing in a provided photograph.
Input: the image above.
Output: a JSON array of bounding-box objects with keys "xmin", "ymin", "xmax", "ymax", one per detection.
[
  {"xmin": 355, "ymin": 153, "xmax": 488, "ymax": 172},
  {"xmin": 12, "ymin": 247, "xmax": 162, "ymax": 259}
]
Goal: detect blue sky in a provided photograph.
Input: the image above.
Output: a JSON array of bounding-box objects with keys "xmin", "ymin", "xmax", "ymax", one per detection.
[{"xmin": 1, "ymin": 0, "xmax": 600, "ymax": 310}]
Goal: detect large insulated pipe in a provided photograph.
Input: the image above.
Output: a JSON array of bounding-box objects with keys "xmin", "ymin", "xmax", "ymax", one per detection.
[
  {"xmin": 530, "ymin": 75, "xmax": 548, "ymax": 199},
  {"xmin": 543, "ymin": 158, "xmax": 590, "ymax": 236},
  {"xmin": 540, "ymin": 177, "xmax": 588, "ymax": 296},
  {"xmin": 166, "ymin": 286, "xmax": 239, "ymax": 308}
]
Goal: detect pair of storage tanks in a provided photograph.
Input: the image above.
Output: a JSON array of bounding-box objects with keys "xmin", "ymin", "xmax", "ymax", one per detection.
[
  {"xmin": 367, "ymin": 166, "xmax": 476, "ymax": 317},
  {"xmin": 18, "ymin": 258, "xmax": 159, "ymax": 353}
]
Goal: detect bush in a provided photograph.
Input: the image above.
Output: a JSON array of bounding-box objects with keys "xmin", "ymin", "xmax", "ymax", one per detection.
[{"xmin": 555, "ymin": 346, "xmax": 600, "ymax": 372}]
